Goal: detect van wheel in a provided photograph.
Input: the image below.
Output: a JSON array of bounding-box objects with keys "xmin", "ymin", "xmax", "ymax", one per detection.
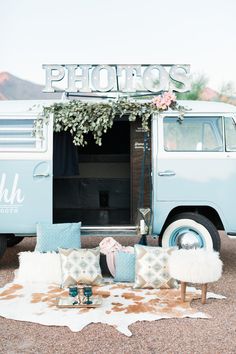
[
  {"xmin": 7, "ymin": 235, "xmax": 24, "ymax": 247},
  {"xmin": 160, "ymin": 212, "xmax": 221, "ymax": 251},
  {"xmin": 0, "ymin": 235, "xmax": 7, "ymax": 259}
]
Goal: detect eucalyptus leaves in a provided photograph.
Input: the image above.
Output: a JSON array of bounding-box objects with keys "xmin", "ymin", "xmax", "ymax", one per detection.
[{"xmin": 36, "ymin": 94, "xmax": 186, "ymax": 146}]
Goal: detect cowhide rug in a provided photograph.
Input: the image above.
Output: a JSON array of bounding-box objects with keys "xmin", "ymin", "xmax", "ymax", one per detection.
[{"xmin": 0, "ymin": 281, "xmax": 225, "ymax": 336}]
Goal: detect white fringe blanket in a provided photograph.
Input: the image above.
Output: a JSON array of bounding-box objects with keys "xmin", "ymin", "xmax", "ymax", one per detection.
[{"xmin": 0, "ymin": 281, "xmax": 225, "ymax": 336}]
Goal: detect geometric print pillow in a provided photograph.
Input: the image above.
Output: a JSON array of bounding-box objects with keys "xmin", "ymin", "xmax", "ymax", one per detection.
[
  {"xmin": 59, "ymin": 247, "xmax": 103, "ymax": 287},
  {"xmin": 133, "ymin": 245, "xmax": 178, "ymax": 289}
]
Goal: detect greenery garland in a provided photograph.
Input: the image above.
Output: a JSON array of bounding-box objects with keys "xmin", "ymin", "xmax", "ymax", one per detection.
[{"xmin": 35, "ymin": 94, "xmax": 186, "ymax": 146}]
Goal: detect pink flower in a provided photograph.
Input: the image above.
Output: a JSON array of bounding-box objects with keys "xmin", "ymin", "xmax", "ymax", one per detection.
[
  {"xmin": 152, "ymin": 92, "xmax": 176, "ymax": 110},
  {"xmin": 152, "ymin": 96, "xmax": 161, "ymax": 105},
  {"xmin": 163, "ymin": 92, "xmax": 176, "ymax": 102},
  {"xmin": 164, "ymin": 98, "xmax": 171, "ymax": 106}
]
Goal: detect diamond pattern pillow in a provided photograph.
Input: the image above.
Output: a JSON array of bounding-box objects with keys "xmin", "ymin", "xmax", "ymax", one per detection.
[
  {"xmin": 134, "ymin": 245, "xmax": 178, "ymax": 289},
  {"xmin": 59, "ymin": 247, "xmax": 102, "ymax": 287}
]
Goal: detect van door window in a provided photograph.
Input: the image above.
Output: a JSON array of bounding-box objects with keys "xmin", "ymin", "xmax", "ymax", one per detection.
[
  {"xmin": 0, "ymin": 117, "xmax": 46, "ymax": 151},
  {"xmin": 225, "ymin": 117, "xmax": 236, "ymax": 151},
  {"xmin": 163, "ymin": 116, "xmax": 223, "ymax": 152}
]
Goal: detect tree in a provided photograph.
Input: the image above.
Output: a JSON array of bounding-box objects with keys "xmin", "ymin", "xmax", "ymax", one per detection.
[
  {"xmin": 220, "ymin": 81, "xmax": 235, "ymax": 97},
  {"xmin": 176, "ymin": 74, "xmax": 208, "ymax": 100}
]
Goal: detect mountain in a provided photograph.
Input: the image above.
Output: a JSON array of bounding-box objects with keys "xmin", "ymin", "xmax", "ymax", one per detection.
[{"xmin": 0, "ymin": 72, "xmax": 61, "ymax": 100}]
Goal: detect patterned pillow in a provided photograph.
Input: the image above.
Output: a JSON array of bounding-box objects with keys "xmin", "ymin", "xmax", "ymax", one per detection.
[
  {"xmin": 35, "ymin": 222, "xmax": 81, "ymax": 252},
  {"xmin": 114, "ymin": 252, "xmax": 135, "ymax": 283},
  {"xmin": 59, "ymin": 247, "xmax": 103, "ymax": 287},
  {"xmin": 134, "ymin": 245, "xmax": 178, "ymax": 289}
]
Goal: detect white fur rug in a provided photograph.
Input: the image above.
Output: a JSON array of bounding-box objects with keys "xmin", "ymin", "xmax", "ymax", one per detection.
[{"xmin": 0, "ymin": 280, "xmax": 225, "ymax": 336}]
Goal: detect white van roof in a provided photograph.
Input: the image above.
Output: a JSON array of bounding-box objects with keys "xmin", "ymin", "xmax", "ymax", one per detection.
[
  {"xmin": 177, "ymin": 100, "xmax": 236, "ymax": 114},
  {"xmin": 0, "ymin": 100, "xmax": 61, "ymax": 114},
  {"xmin": 0, "ymin": 99, "xmax": 235, "ymax": 114}
]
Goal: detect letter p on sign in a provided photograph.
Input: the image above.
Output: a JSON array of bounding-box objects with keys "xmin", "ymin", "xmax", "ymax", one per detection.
[{"xmin": 42, "ymin": 65, "xmax": 65, "ymax": 92}]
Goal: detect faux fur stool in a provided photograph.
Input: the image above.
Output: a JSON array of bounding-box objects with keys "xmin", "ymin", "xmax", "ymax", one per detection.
[{"xmin": 169, "ymin": 249, "xmax": 223, "ymax": 304}]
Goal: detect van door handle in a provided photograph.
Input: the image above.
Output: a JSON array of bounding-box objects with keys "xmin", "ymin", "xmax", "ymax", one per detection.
[
  {"xmin": 33, "ymin": 173, "xmax": 50, "ymax": 177},
  {"xmin": 158, "ymin": 170, "xmax": 176, "ymax": 176}
]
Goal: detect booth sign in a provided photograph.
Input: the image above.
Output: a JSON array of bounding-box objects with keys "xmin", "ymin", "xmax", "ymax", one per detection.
[{"xmin": 43, "ymin": 64, "xmax": 191, "ymax": 94}]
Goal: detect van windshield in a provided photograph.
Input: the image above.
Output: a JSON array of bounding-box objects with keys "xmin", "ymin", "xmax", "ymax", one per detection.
[{"xmin": 163, "ymin": 116, "xmax": 223, "ymax": 152}]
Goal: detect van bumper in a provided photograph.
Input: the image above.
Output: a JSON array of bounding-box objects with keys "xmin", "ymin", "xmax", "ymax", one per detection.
[{"xmin": 227, "ymin": 233, "xmax": 236, "ymax": 239}]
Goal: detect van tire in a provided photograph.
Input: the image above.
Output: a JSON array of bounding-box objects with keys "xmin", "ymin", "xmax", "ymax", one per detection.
[
  {"xmin": 0, "ymin": 235, "xmax": 7, "ymax": 259},
  {"xmin": 7, "ymin": 235, "xmax": 24, "ymax": 247},
  {"xmin": 160, "ymin": 212, "xmax": 221, "ymax": 251}
]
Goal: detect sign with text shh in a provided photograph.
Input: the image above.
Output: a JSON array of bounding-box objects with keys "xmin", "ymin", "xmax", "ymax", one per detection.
[{"xmin": 43, "ymin": 64, "xmax": 191, "ymax": 94}]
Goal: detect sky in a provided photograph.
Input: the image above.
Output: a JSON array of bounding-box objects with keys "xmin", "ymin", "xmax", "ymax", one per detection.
[{"xmin": 1, "ymin": 0, "xmax": 236, "ymax": 93}]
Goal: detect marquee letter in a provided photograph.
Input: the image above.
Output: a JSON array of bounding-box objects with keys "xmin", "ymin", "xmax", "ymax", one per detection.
[
  {"xmin": 42, "ymin": 65, "xmax": 65, "ymax": 92},
  {"xmin": 116, "ymin": 65, "xmax": 141, "ymax": 92},
  {"xmin": 143, "ymin": 65, "xmax": 169, "ymax": 92},
  {"xmin": 91, "ymin": 65, "xmax": 116, "ymax": 92},
  {"xmin": 169, "ymin": 65, "xmax": 191, "ymax": 92},
  {"xmin": 65, "ymin": 65, "xmax": 91, "ymax": 92}
]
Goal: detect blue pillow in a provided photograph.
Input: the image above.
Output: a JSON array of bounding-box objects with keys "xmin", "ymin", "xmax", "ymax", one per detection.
[
  {"xmin": 35, "ymin": 222, "xmax": 81, "ymax": 252},
  {"xmin": 114, "ymin": 252, "xmax": 135, "ymax": 282}
]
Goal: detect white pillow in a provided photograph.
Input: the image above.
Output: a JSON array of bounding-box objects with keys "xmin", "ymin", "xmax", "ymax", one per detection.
[{"xmin": 15, "ymin": 251, "xmax": 62, "ymax": 284}]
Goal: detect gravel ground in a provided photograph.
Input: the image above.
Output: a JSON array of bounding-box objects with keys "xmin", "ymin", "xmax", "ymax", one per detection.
[{"xmin": 0, "ymin": 233, "xmax": 235, "ymax": 354}]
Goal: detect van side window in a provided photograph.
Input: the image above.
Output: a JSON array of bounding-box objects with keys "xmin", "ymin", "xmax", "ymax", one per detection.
[
  {"xmin": 225, "ymin": 117, "xmax": 236, "ymax": 151},
  {"xmin": 163, "ymin": 117, "xmax": 223, "ymax": 152},
  {"xmin": 0, "ymin": 118, "xmax": 46, "ymax": 152}
]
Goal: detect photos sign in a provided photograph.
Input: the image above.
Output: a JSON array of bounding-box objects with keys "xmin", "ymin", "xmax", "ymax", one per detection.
[{"xmin": 43, "ymin": 64, "xmax": 191, "ymax": 94}]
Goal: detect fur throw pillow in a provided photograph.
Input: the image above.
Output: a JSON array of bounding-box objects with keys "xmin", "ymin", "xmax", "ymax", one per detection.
[{"xmin": 15, "ymin": 251, "xmax": 62, "ymax": 284}]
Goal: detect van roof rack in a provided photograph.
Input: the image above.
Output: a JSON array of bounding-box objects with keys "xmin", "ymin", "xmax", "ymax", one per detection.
[{"xmin": 64, "ymin": 92, "xmax": 160, "ymax": 100}]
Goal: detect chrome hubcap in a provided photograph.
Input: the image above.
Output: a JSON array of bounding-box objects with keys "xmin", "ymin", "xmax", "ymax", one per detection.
[{"xmin": 175, "ymin": 230, "xmax": 203, "ymax": 249}]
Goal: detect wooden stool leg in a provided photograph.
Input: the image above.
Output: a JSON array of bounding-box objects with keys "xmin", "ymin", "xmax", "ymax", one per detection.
[
  {"xmin": 181, "ymin": 281, "xmax": 187, "ymax": 302},
  {"xmin": 201, "ymin": 283, "xmax": 208, "ymax": 304}
]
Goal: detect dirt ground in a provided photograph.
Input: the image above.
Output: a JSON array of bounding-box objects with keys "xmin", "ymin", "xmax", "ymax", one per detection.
[{"xmin": 0, "ymin": 233, "xmax": 235, "ymax": 354}]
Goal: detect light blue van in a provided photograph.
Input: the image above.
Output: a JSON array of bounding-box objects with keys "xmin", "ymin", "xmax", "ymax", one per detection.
[{"xmin": 0, "ymin": 99, "xmax": 236, "ymax": 258}]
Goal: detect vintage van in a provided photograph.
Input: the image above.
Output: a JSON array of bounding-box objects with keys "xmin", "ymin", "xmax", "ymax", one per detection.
[{"xmin": 0, "ymin": 99, "xmax": 236, "ymax": 259}]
